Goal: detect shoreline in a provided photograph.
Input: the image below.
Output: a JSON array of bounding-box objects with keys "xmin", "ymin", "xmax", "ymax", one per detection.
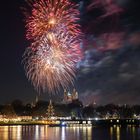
[{"xmin": 0, "ymin": 119, "xmax": 139, "ymax": 126}]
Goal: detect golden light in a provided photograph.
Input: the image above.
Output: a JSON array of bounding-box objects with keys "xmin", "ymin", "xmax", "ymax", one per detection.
[
  {"xmin": 48, "ymin": 18, "xmax": 56, "ymax": 25},
  {"xmin": 47, "ymin": 33, "xmax": 55, "ymax": 42}
]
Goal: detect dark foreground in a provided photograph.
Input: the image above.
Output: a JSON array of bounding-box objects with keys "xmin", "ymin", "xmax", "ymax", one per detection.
[{"xmin": 0, "ymin": 125, "xmax": 139, "ymax": 140}]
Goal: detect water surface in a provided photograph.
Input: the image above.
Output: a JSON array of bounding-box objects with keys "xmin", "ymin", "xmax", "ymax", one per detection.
[{"xmin": 0, "ymin": 125, "xmax": 139, "ymax": 140}]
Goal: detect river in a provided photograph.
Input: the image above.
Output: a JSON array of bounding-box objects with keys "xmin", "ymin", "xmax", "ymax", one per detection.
[{"xmin": 0, "ymin": 125, "xmax": 139, "ymax": 140}]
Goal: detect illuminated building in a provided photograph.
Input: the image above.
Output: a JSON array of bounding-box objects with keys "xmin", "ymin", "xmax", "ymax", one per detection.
[{"xmin": 63, "ymin": 89, "xmax": 79, "ymax": 103}]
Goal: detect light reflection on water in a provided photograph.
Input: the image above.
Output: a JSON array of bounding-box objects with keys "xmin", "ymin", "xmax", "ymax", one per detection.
[{"xmin": 0, "ymin": 125, "xmax": 139, "ymax": 140}]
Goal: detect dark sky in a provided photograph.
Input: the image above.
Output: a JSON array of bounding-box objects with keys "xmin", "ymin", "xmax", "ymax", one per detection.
[
  {"xmin": 0, "ymin": 0, "xmax": 37, "ymax": 104},
  {"xmin": 0, "ymin": 0, "xmax": 140, "ymax": 105}
]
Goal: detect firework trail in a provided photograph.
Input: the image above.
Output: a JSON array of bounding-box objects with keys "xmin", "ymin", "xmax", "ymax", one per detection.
[{"xmin": 23, "ymin": 0, "xmax": 82, "ymax": 93}]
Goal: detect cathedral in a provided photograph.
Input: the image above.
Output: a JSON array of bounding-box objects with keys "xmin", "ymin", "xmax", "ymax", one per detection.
[{"xmin": 63, "ymin": 89, "xmax": 79, "ymax": 103}]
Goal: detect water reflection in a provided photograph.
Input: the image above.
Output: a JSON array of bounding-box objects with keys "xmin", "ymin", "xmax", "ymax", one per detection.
[
  {"xmin": 35, "ymin": 125, "xmax": 39, "ymax": 139},
  {"xmin": 0, "ymin": 126, "xmax": 22, "ymax": 140},
  {"xmin": 0, "ymin": 125, "xmax": 139, "ymax": 140},
  {"xmin": 61, "ymin": 127, "xmax": 65, "ymax": 140},
  {"xmin": 110, "ymin": 126, "xmax": 120, "ymax": 140}
]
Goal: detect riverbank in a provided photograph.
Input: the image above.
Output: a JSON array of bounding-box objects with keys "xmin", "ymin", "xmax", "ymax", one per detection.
[{"xmin": 0, "ymin": 119, "xmax": 139, "ymax": 126}]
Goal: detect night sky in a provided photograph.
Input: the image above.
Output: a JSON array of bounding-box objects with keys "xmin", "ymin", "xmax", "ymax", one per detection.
[{"xmin": 0, "ymin": 0, "xmax": 140, "ymax": 105}]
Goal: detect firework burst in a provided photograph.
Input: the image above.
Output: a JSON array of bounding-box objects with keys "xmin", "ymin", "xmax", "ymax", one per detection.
[
  {"xmin": 23, "ymin": 32, "xmax": 81, "ymax": 93},
  {"xmin": 23, "ymin": 47, "xmax": 75, "ymax": 93},
  {"xmin": 23, "ymin": 0, "xmax": 82, "ymax": 93},
  {"xmin": 25, "ymin": 0, "xmax": 81, "ymax": 40}
]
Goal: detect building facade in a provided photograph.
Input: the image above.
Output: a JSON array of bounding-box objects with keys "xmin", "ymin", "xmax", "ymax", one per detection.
[{"xmin": 63, "ymin": 89, "xmax": 78, "ymax": 103}]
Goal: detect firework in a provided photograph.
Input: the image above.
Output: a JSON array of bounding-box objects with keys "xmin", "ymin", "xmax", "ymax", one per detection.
[
  {"xmin": 23, "ymin": 34, "xmax": 81, "ymax": 93},
  {"xmin": 25, "ymin": 0, "xmax": 81, "ymax": 40},
  {"xmin": 23, "ymin": 0, "xmax": 82, "ymax": 93}
]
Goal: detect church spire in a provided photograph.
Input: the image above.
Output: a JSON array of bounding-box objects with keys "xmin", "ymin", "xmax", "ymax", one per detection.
[{"xmin": 64, "ymin": 89, "xmax": 68, "ymax": 102}]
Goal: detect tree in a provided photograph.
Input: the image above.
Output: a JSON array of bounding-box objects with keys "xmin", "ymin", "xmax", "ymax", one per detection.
[
  {"xmin": 46, "ymin": 100, "xmax": 55, "ymax": 118},
  {"xmin": 83, "ymin": 105, "xmax": 94, "ymax": 118},
  {"xmin": 1, "ymin": 105, "xmax": 16, "ymax": 118},
  {"xmin": 11, "ymin": 99, "xmax": 24, "ymax": 115}
]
